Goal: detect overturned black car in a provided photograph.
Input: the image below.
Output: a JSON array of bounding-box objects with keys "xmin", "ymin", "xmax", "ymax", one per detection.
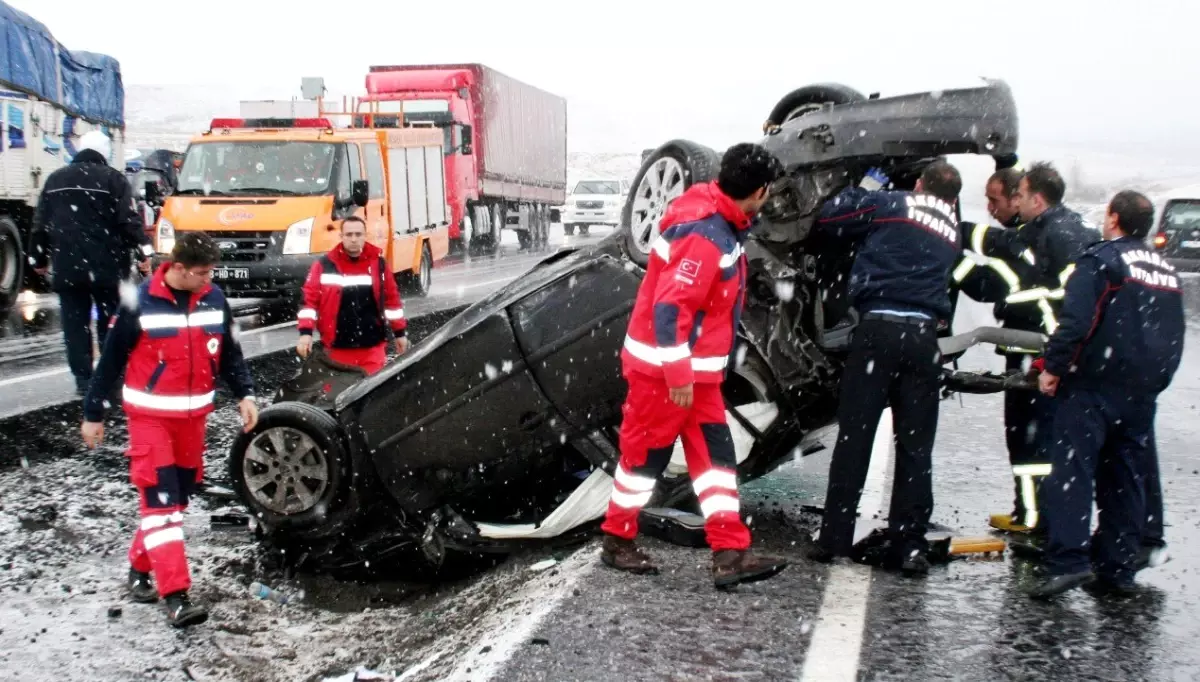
[{"xmin": 229, "ymin": 80, "xmax": 1046, "ymax": 571}]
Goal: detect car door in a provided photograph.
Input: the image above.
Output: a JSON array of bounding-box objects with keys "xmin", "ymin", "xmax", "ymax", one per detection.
[{"xmin": 361, "ymin": 141, "xmax": 392, "ymax": 252}]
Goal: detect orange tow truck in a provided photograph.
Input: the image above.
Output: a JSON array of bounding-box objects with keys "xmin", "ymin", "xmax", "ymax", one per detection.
[{"xmin": 153, "ymin": 116, "xmax": 450, "ymax": 306}]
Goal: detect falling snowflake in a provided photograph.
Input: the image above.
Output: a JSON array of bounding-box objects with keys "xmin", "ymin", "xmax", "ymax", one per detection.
[
  {"xmin": 484, "ymin": 363, "xmax": 499, "ymax": 380},
  {"xmin": 866, "ymin": 360, "xmax": 875, "ymax": 374}
]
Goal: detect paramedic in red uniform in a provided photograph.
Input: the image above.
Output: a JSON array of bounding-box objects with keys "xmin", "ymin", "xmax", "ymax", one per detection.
[
  {"xmin": 296, "ymin": 216, "xmax": 409, "ymax": 373},
  {"xmin": 81, "ymin": 232, "xmax": 258, "ymax": 628},
  {"xmin": 599, "ymin": 143, "xmax": 789, "ymax": 589}
]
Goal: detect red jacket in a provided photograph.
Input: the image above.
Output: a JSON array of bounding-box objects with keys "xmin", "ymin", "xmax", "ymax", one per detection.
[
  {"xmin": 622, "ymin": 182, "xmax": 751, "ymax": 387},
  {"xmin": 82, "ymin": 262, "xmax": 256, "ymax": 421},
  {"xmin": 297, "ymin": 243, "xmax": 406, "ymax": 347}
]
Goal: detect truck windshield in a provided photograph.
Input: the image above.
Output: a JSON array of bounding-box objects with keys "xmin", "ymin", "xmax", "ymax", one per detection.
[
  {"xmin": 176, "ymin": 141, "xmax": 336, "ymax": 196},
  {"xmin": 572, "ymin": 181, "xmax": 621, "ymax": 195}
]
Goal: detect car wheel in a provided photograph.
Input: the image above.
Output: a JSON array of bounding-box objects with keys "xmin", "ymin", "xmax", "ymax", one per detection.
[
  {"xmin": 579, "ymin": 225, "xmax": 590, "ymax": 236},
  {"xmin": 0, "ymin": 216, "xmax": 23, "ymax": 315},
  {"xmin": 228, "ymin": 401, "xmax": 358, "ymax": 540},
  {"xmin": 619, "ymin": 139, "xmax": 720, "ymax": 268},
  {"xmin": 403, "ymin": 243, "xmax": 433, "ymax": 297},
  {"xmin": 764, "ymin": 83, "xmax": 867, "ymax": 131},
  {"xmin": 563, "ymin": 223, "xmax": 575, "ymax": 236}
]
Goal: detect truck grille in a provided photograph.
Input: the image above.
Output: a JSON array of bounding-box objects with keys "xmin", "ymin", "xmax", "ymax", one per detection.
[
  {"xmin": 207, "ymin": 231, "xmax": 276, "ymax": 263},
  {"xmin": 576, "ymin": 200, "xmax": 604, "ymax": 209}
]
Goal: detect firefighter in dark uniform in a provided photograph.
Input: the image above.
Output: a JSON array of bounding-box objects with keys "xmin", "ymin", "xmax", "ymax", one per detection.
[
  {"xmin": 1028, "ymin": 190, "xmax": 1184, "ymax": 599},
  {"xmin": 955, "ymin": 161, "xmax": 1098, "ymax": 534},
  {"xmin": 806, "ymin": 160, "xmax": 963, "ymax": 576}
]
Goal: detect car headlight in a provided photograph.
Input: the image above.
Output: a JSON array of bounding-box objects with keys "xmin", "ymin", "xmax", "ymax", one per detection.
[
  {"xmin": 156, "ymin": 218, "xmax": 175, "ymax": 254},
  {"xmin": 282, "ymin": 217, "xmax": 314, "ymax": 255},
  {"xmin": 605, "ymin": 198, "xmax": 620, "ymax": 208}
]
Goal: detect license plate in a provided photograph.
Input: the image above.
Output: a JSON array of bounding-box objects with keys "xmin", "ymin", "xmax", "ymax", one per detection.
[
  {"xmin": 214, "ymin": 267, "xmax": 249, "ymax": 280},
  {"xmin": 1182, "ymin": 240, "xmax": 1200, "ymax": 249}
]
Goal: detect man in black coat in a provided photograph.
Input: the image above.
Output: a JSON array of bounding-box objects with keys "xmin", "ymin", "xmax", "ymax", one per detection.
[{"xmin": 29, "ymin": 130, "xmax": 155, "ymax": 396}]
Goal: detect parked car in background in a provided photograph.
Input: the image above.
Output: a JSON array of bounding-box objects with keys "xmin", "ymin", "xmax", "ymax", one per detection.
[{"xmin": 1151, "ymin": 196, "xmax": 1200, "ymax": 272}]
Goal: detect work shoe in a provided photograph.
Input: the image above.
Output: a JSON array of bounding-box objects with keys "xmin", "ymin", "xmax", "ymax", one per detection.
[
  {"xmin": 989, "ymin": 513, "xmax": 1034, "ymax": 533},
  {"xmin": 712, "ymin": 549, "xmax": 788, "ymax": 590},
  {"xmin": 1135, "ymin": 545, "xmax": 1170, "ymax": 571},
  {"xmin": 1083, "ymin": 578, "xmax": 1138, "ymax": 599},
  {"xmin": 1028, "ymin": 571, "xmax": 1095, "ymax": 600},
  {"xmin": 600, "ymin": 535, "xmax": 659, "ymax": 575},
  {"xmin": 127, "ymin": 568, "xmax": 158, "ymax": 604},
  {"xmin": 899, "ymin": 554, "xmax": 931, "ymax": 577},
  {"xmin": 163, "ymin": 591, "xmax": 208, "ymax": 628}
]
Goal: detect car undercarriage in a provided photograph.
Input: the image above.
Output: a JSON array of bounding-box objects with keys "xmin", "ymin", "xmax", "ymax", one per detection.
[{"xmin": 228, "ymin": 79, "xmax": 1046, "ymax": 574}]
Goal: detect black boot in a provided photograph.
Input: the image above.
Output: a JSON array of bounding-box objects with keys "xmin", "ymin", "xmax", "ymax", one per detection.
[
  {"xmin": 163, "ymin": 591, "xmax": 208, "ymax": 628},
  {"xmin": 127, "ymin": 568, "xmax": 158, "ymax": 604},
  {"xmin": 1028, "ymin": 571, "xmax": 1094, "ymax": 600}
]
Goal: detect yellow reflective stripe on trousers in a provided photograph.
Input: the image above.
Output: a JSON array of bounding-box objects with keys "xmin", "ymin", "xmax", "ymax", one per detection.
[{"xmin": 1013, "ymin": 463, "xmax": 1052, "ymax": 528}]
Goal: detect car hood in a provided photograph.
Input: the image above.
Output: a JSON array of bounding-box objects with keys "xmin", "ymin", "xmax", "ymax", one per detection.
[{"xmin": 161, "ymin": 195, "xmax": 332, "ymax": 231}]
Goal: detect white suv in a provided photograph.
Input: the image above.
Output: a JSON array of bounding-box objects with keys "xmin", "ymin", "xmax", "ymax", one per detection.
[{"xmin": 562, "ymin": 178, "xmax": 628, "ymax": 236}]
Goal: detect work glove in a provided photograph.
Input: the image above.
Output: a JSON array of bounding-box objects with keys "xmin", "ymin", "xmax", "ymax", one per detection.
[{"xmin": 858, "ymin": 167, "xmax": 889, "ymax": 191}]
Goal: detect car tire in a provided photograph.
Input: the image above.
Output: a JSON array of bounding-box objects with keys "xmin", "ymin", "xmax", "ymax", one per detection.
[
  {"xmin": 563, "ymin": 223, "xmax": 575, "ymax": 237},
  {"xmin": 619, "ymin": 139, "xmax": 720, "ymax": 269},
  {"xmin": 403, "ymin": 243, "xmax": 433, "ymax": 297},
  {"xmin": 0, "ymin": 215, "xmax": 23, "ymax": 316},
  {"xmin": 764, "ymin": 83, "xmax": 867, "ymax": 131},
  {"xmin": 228, "ymin": 401, "xmax": 359, "ymax": 541}
]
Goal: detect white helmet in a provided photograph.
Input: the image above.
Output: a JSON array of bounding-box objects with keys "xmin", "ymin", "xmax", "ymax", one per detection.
[{"xmin": 77, "ymin": 130, "xmax": 112, "ymax": 162}]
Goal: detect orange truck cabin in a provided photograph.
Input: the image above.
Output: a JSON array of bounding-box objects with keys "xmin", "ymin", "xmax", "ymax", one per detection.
[{"xmin": 153, "ymin": 118, "xmax": 449, "ymax": 305}]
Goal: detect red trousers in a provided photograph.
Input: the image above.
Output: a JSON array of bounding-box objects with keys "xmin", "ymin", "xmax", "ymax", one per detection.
[
  {"xmin": 600, "ymin": 372, "xmax": 751, "ymax": 551},
  {"xmin": 328, "ymin": 343, "xmax": 387, "ymax": 375},
  {"xmin": 126, "ymin": 414, "xmax": 207, "ymax": 597}
]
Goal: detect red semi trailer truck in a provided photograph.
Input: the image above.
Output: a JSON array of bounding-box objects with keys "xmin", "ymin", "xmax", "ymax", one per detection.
[{"xmin": 360, "ymin": 63, "xmax": 567, "ymax": 255}]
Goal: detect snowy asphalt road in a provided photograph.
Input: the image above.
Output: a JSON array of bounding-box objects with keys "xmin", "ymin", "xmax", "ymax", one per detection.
[
  {"xmin": 0, "ymin": 226, "xmax": 611, "ymax": 419},
  {"xmin": 0, "ymin": 236, "xmax": 1198, "ymax": 680}
]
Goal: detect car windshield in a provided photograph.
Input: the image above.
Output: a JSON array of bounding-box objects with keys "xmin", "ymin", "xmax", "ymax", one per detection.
[
  {"xmin": 572, "ymin": 181, "xmax": 621, "ymax": 195},
  {"xmin": 176, "ymin": 141, "xmax": 336, "ymax": 196},
  {"xmin": 1163, "ymin": 200, "xmax": 1200, "ymax": 231}
]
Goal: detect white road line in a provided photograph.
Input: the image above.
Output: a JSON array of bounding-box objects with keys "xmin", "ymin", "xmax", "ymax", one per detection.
[{"xmin": 800, "ymin": 407, "xmax": 894, "ymax": 682}]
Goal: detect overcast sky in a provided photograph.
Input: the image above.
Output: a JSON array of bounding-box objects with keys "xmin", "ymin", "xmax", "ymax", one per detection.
[{"xmin": 16, "ymin": 0, "xmax": 1200, "ymax": 163}]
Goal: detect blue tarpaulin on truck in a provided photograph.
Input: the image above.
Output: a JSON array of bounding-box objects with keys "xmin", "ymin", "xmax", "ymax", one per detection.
[{"xmin": 0, "ymin": 1, "xmax": 123, "ymax": 127}]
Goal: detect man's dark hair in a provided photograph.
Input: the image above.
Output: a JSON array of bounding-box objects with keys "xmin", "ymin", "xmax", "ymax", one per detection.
[
  {"xmin": 988, "ymin": 167, "xmax": 1023, "ymax": 197},
  {"xmin": 170, "ymin": 231, "xmax": 220, "ymax": 268},
  {"xmin": 717, "ymin": 143, "xmax": 783, "ymax": 200},
  {"xmin": 919, "ymin": 160, "xmax": 962, "ymax": 203},
  {"xmin": 1023, "ymin": 162, "xmax": 1066, "ymax": 206},
  {"xmin": 341, "ymin": 215, "xmax": 366, "ymax": 230},
  {"xmin": 1108, "ymin": 190, "xmax": 1155, "ymax": 239}
]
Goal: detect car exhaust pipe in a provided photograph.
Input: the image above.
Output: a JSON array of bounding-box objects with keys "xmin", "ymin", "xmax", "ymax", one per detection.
[{"xmin": 938, "ymin": 326, "xmax": 1046, "ymax": 357}]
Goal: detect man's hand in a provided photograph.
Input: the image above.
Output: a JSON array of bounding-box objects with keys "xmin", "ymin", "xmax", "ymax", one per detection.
[
  {"xmin": 297, "ymin": 336, "xmax": 313, "ymax": 359},
  {"xmin": 137, "ymin": 259, "xmax": 152, "ymax": 275},
  {"xmin": 394, "ymin": 337, "xmax": 410, "ymax": 355},
  {"xmin": 1038, "ymin": 371, "xmax": 1060, "ymax": 397},
  {"xmin": 239, "ymin": 398, "xmax": 259, "ymax": 433},
  {"xmin": 81, "ymin": 421, "xmax": 104, "ymax": 449},
  {"xmin": 669, "ymin": 383, "xmax": 694, "ymax": 409}
]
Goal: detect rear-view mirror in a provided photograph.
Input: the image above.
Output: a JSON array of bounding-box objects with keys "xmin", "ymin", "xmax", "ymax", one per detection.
[{"xmin": 351, "ymin": 180, "xmax": 369, "ymax": 207}]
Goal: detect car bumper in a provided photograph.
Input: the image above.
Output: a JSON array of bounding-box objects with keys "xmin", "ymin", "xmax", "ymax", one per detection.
[
  {"xmin": 563, "ymin": 207, "xmax": 621, "ymax": 225},
  {"xmin": 151, "ymin": 253, "xmax": 319, "ymax": 297}
]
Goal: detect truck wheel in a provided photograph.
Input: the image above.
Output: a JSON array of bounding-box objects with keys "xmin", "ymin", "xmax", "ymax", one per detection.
[
  {"xmin": 490, "ymin": 203, "xmax": 505, "ymax": 253},
  {"xmin": 0, "ymin": 216, "xmax": 23, "ymax": 315},
  {"xmin": 619, "ymin": 140, "xmax": 720, "ymax": 268},
  {"xmin": 763, "ymin": 83, "xmax": 866, "ymax": 131},
  {"xmin": 402, "ymin": 243, "xmax": 433, "ymax": 297},
  {"xmin": 229, "ymin": 401, "xmax": 358, "ymax": 540}
]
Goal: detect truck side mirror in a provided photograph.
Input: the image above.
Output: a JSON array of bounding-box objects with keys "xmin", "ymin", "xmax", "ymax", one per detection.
[
  {"xmin": 460, "ymin": 125, "xmax": 473, "ymax": 155},
  {"xmin": 351, "ymin": 179, "xmax": 369, "ymax": 207},
  {"xmin": 144, "ymin": 180, "xmax": 162, "ymax": 205}
]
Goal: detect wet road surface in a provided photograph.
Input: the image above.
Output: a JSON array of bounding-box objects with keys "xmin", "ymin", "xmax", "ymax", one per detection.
[
  {"xmin": 0, "ymin": 226, "xmax": 611, "ymax": 419},
  {"xmin": 1, "ymin": 234, "xmax": 1199, "ymax": 680}
]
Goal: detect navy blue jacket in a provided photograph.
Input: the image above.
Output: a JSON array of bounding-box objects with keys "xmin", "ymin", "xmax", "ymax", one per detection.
[
  {"xmin": 817, "ymin": 186, "xmax": 962, "ymax": 319},
  {"xmin": 1044, "ymin": 236, "xmax": 1185, "ymax": 396}
]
